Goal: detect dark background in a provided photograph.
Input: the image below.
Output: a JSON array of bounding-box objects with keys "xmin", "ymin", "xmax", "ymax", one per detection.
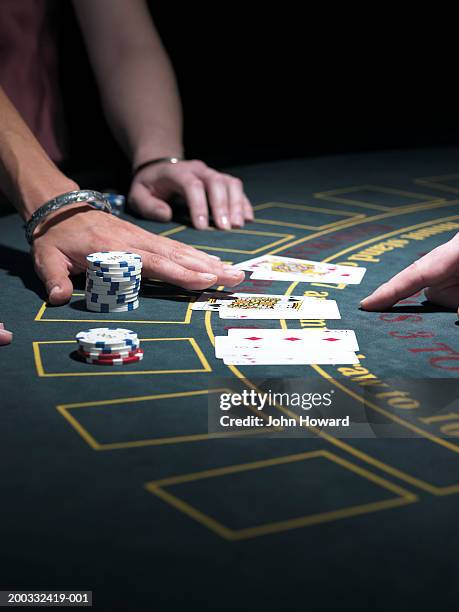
[{"xmin": 58, "ymin": 3, "xmax": 459, "ymax": 176}]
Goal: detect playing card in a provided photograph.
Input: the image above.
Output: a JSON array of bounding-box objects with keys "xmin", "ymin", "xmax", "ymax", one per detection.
[
  {"xmin": 215, "ymin": 329, "xmax": 359, "ymax": 358},
  {"xmin": 218, "ymin": 298, "xmax": 340, "ymax": 319},
  {"xmin": 191, "ymin": 291, "xmax": 316, "ymax": 312},
  {"xmin": 222, "ymin": 350, "xmax": 359, "ymax": 366},
  {"xmin": 235, "ymin": 255, "xmax": 366, "ymax": 284}
]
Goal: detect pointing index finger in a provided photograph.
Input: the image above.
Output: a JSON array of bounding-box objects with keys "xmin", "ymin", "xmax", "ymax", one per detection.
[{"xmin": 360, "ymin": 238, "xmax": 459, "ymax": 310}]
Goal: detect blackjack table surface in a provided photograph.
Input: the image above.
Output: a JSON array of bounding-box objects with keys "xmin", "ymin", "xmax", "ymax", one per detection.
[{"xmin": 1, "ymin": 147, "xmax": 459, "ymax": 610}]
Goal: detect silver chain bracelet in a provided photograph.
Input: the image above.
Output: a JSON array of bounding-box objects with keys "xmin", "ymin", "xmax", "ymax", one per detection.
[{"xmin": 25, "ymin": 190, "xmax": 112, "ymax": 245}]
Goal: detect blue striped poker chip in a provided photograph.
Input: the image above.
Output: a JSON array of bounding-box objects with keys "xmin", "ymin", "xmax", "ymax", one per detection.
[
  {"xmin": 86, "ymin": 278, "xmax": 140, "ymax": 288},
  {"xmin": 77, "ymin": 341, "xmax": 140, "ymax": 354},
  {"xmin": 86, "ymin": 300, "xmax": 139, "ymax": 313},
  {"xmin": 86, "ymin": 276, "xmax": 141, "ymax": 290},
  {"xmin": 87, "ymin": 292, "xmax": 138, "ymax": 304},
  {"xmin": 86, "ymin": 288, "xmax": 140, "ymax": 297},
  {"xmin": 92, "ymin": 270, "xmax": 141, "ymax": 280}
]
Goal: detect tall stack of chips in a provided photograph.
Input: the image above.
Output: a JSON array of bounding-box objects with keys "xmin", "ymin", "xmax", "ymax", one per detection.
[
  {"xmin": 75, "ymin": 328, "xmax": 143, "ymax": 365},
  {"xmin": 85, "ymin": 251, "xmax": 142, "ymax": 313}
]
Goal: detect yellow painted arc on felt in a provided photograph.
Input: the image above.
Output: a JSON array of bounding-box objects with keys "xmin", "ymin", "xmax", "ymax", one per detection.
[{"xmin": 321, "ymin": 213, "xmax": 459, "ymax": 263}]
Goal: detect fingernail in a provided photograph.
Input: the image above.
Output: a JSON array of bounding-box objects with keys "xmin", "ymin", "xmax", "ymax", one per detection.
[
  {"xmin": 221, "ymin": 215, "xmax": 230, "ymax": 228},
  {"xmin": 0, "ymin": 329, "xmax": 13, "ymax": 344},
  {"xmin": 209, "ymin": 255, "xmax": 221, "ymax": 261},
  {"xmin": 50, "ymin": 285, "xmax": 61, "ymax": 299},
  {"xmin": 226, "ymin": 268, "xmax": 244, "ymax": 277},
  {"xmin": 199, "ymin": 273, "xmax": 217, "ymax": 282},
  {"xmin": 0, "ymin": 322, "xmax": 4, "ymax": 330},
  {"xmin": 360, "ymin": 296, "xmax": 370, "ymax": 305},
  {"xmin": 233, "ymin": 215, "xmax": 244, "ymax": 227},
  {"xmin": 196, "ymin": 215, "xmax": 208, "ymax": 230}
]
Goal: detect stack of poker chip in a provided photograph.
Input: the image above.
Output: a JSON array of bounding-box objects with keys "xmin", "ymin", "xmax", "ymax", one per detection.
[
  {"xmin": 75, "ymin": 327, "xmax": 143, "ymax": 365},
  {"xmin": 85, "ymin": 251, "xmax": 142, "ymax": 312}
]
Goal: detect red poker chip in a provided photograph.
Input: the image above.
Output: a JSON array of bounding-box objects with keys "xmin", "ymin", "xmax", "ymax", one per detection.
[
  {"xmin": 84, "ymin": 353, "xmax": 144, "ymax": 366},
  {"xmin": 78, "ymin": 348, "xmax": 143, "ymax": 360}
]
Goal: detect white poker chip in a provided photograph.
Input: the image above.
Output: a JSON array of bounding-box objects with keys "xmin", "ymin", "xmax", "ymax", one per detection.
[
  {"xmin": 86, "ymin": 292, "xmax": 139, "ymax": 303},
  {"xmin": 86, "ymin": 252, "xmax": 142, "ymax": 266},
  {"xmin": 85, "ymin": 300, "xmax": 140, "ymax": 312},
  {"xmin": 77, "ymin": 340, "xmax": 140, "ymax": 351},
  {"xmin": 86, "ymin": 265, "xmax": 142, "ymax": 273},
  {"xmin": 75, "ymin": 328, "xmax": 138, "ymax": 345}
]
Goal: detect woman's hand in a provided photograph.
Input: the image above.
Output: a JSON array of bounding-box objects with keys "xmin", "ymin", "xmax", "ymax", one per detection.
[
  {"xmin": 128, "ymin": 160, "xmax": 254, "ymax": 230},
  {"xmin": 361, "ymin": 233, "xmax": 459, "ymax": 312},
  {"xmin": 32, "ymin": 203, "xmax": 245, "ymax": 305}
]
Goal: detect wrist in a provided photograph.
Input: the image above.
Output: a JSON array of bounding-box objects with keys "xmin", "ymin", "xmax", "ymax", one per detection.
[
  {"xmin": 132, "ymin": 144, "xmax": 184, "ymax": 172},
  {"xmin": 21, "ymin": 178, "xmax": 80, "ymax": 222},
  {"xmin": 25, "ymin": 190, "xmax": 112, "ymax": 244}
]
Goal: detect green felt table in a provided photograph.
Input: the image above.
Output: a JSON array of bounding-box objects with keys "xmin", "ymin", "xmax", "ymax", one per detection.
[{"xmin": 1, "ymin": 148, "xmax": 459, "ymax": 610}]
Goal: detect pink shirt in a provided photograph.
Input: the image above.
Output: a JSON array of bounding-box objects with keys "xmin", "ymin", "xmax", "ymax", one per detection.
[{"xmin": 0, "ymin": 0, "xmax": 65, "ymax": 162}]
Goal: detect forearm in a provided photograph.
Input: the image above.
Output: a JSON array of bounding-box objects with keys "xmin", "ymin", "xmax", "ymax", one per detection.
[
  {"xmin": 96, "ymin": 48, "xmax": 183, "ymax": 167},
  {"xmin": 73, "ymin": 0, "xmax": 183, "ymax": 168},
  {"xmin": 0, "ymin": 88, "xmax": 78, "ymax": 221}
]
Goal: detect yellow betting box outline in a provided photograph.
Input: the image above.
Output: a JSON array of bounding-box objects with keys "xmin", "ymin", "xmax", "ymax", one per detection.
[
  {"xmin": 314, "ymin": 184, "xmax": 443, "ymax": 211},
  {"xmin": 34, "ymin": 292, "xmax": 194, "ymax": 325},
  {"xmin": 145, "ymin": 450, "xmax": 417, "ymax": 540},
  {"xmin": 33, "ymin": 337, "xmax": 211, "ymax": 378},
  {"xmin": 414, "ymin": 172, "xmax": 459, "ymax": 195},
  {"xmin": 56, "ymin": 389, "xmax": 264, "ymax": 450},
  {"xmin": 160, "ymin": 225, "xmax": 294, "ymax": 254},
  {"xmin": 251, "ymin": 202, "xmax": 366, "ymax": 230}
]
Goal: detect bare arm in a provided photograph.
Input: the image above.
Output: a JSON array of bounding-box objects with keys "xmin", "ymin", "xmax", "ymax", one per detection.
[
  {"xmin": 0, "ymin": 88, "xmax": 78, "ymax": 220},
  {"xmin": 73, "ymin": 0, "xmax": 254, "ymax": 230},
  {"xmin": 73, "ymin": 0, "xmax": 182, "ymax": 168}
]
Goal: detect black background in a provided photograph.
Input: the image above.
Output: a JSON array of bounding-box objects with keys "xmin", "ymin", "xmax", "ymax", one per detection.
[{"xmin": 58, "ymin": 3, "xmax": 459, "ymax": 174}]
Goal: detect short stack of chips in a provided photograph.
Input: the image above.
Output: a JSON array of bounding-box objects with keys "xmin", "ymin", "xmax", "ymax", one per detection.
[
  {"xmin": 75, "ymin": 327, "xmax": 143, "ymax": 365},
  {"xmin": 85, "ymin": 251, "xmax": 142, "ymax": 313}
]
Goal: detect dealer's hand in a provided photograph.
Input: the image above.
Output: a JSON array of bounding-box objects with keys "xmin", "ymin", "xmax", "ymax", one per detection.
[
  {"xmin": 32, "ymin": 204, "xmax": 245, "ymax": 305},
  {"xmin": 128, "ymin": 160, "xmax": 254, "ymax": 230},
  {"xmin": 360, "ymin": 233, "xmax": 459, "ymax": 313},
  {"xmin": 0, "ymin": 322, "xmax": 13, "ymax": 345}
]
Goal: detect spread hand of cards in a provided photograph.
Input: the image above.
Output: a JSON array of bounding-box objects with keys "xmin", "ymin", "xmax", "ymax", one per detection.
[{"xmin": 192, "ymin": 255, "xmax": 366, "ymax": 365}]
